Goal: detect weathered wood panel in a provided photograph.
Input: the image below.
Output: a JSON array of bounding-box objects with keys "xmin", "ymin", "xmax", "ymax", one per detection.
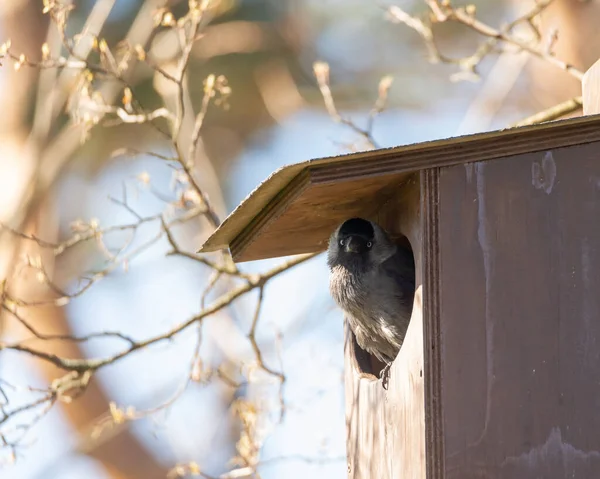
[
  {"xmin": 345, "ymin": 176, "xmax": 426, "ymax": 479},
  {"xmin": 436, "ymin": 142, "xmax": 600, "ymax": 478}
]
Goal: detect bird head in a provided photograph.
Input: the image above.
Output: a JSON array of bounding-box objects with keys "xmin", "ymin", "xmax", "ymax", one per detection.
[
  {"xmin": 327, "ymin": 217, "xmax": 396, "ymax": 271},
  {"xmin": 337, "ymin": 218, "xmax": 375, "ymax": 255}
]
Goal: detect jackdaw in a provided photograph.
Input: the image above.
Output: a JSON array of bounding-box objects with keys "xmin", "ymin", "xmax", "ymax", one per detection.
[{"xmin": 327, "ymin": 217, "xmax": 415, "ymax": 382}]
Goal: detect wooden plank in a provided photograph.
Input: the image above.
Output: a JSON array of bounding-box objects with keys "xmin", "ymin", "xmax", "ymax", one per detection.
[
  {"xmin": 345, "ymin": 323, "xmax": 392, "ymax": 479},
  {"xmin": 437, "ymin": 143, "xmax": 600, "ymax": 478},
  {"xmin": 230, "ymin": 170, "xmax": 310, "ymax": 260},
  {"xmin": 345, "ymin": 177, "xmax": 425, "ymax": 479},
  {"xmin": 232, "ymin": 171, "xmax": 410, "ymax": 261},
  {"xmin": 583, "ymin": 58, "xmax": 600, "ymax": 115},
  {"xmin": 422, "ymin": 168, "xmax": 444, "ymax": 479},
  {"xmin": 199, "ymin": 114, "xmax": 600, "ymax": 261}
]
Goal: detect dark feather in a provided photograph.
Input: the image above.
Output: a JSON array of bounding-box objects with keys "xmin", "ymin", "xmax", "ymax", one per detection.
[
  {"xmin": 328, "ymin": 218, "xmax": 416, "ymax": 366},
  {"xmin": 380, "ymin": 246, "xmax": 415, "ymax": 296}
]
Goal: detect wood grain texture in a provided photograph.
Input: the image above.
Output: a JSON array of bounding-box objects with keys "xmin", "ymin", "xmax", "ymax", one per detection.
[
  {"xmin": 199, "ymin": 114, "xmax": 600, "ymax": 262},
  {"xmin": 344, "ymin": 176, "xmax": 425, "ymax": 479},
  {"xmin": 437, "ymin": 144, "xmax": 600, "ymax": 478},
  {"xmin": 230, "ymin": 170, "xmax": 310, "ymax": 260},
  {"xmin": 583, "ymin": 58, "xmax": 600, "ymax": 115},
  {"xmin": 231, "ymin": 171, "xmax": 410, "ymax": 261},
  {"xmin": 422, "ymin": 168, "xmax": 444, "ymax": 479}
]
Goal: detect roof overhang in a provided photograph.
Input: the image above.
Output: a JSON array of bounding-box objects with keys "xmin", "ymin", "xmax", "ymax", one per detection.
[{"xmin": 198, "ymin": 114, "xmax": 600, "ymax": 262}]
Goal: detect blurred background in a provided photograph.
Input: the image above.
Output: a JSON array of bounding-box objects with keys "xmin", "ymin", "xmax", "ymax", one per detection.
[{"xmin": 0, "ymin": 0, "xmax": 597, "ymax": 478}]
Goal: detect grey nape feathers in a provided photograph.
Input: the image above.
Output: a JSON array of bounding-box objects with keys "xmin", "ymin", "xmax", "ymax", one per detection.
[{"xmin": 327, "ymin": 217, "xmax": 415, "ymax": 372}]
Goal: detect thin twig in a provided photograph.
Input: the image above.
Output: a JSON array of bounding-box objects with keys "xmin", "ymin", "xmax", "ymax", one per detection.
[
  {"xmin": 1, "ymin": 253, "xmax": 318, "ymax": 373},
  {"xmin": 509, "ymin": 96, "xmax": 583, "ymax": 127}
]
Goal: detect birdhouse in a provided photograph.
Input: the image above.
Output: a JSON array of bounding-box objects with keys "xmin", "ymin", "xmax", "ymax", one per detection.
[{"xmin": 199, "ymin": 61, "xmax": 600, "ymax": 478}]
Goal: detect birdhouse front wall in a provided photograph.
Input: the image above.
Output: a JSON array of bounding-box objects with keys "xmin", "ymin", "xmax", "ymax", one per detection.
[{"xmin": 344, "ymin": 175, "xmax": 426, "ymax": 479}]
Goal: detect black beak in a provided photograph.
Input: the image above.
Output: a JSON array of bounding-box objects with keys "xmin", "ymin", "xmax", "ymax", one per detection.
[{"xmin": 344, "ymin": 236, "xmax": 361, "ymax": 253}]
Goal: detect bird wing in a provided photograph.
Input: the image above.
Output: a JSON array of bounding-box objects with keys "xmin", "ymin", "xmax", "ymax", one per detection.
[{"xmin": 380, "ymin": 246, "xmax": 415, "ymax": 294}]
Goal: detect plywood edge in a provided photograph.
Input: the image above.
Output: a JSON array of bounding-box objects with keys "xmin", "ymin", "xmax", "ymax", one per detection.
[
  {"xmin": 309, "ymin": 119, "xmax": 597, "ymax": 182},
  {"xmin": 421, "ymin": 169, "xmax": 445, "ymax": 479},
  {"xmin": 196, "ymin": 163, "xmax": 307, "ymax": 252},
  {"xmin": 230, "ymin": 170, "xmax": 311, "ymax": 261},
  {"xmin": 199, "ymin": 114, "xmax": 600, "ymax": 257}
]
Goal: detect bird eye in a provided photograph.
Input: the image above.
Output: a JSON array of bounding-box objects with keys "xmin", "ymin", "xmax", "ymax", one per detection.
[
  {"xmin": 367, "ymin": 241, "xmax": 373, "ymax": 248},
  {"xmin": 339, "ymin": 239, "xmax": 345, "ymax": 247}
]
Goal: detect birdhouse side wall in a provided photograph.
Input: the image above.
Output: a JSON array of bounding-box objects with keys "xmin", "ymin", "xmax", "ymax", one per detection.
[{"xmin": 434, "ymin": 143, "xmax": 600, "ymax": 478}]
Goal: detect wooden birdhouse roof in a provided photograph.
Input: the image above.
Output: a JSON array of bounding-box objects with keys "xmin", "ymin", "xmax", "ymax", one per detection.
[{"xmin": 198, "ymin": 114, "xmax": 600, "ymax": 262}]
